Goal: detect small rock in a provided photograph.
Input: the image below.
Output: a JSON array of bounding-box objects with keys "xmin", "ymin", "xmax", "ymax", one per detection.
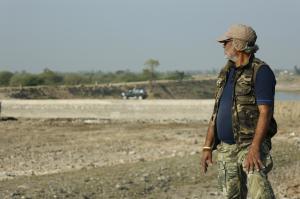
[
  {"xmin": 115, "ymin": 184, "xmax": 121, "ymax": 189},
  {"xmin": 115, "ymin": 183, "xmax": 128, "ymax": 190},
  {"xmin": 83, "ymin": 119, "xmax": 101, "ymax": 124},
  {"xmin": 289, "ymin": 132, "xmax": 296, "ymax": 137},
  {"xmin": 17, "ymin": 185, "xmax": 29, "ymax": 190},
  {"xmin": 31, "ymin": 170, "xmax": 36, "ymax": 176},
  {"xmin": 141, "ymin": 173, "xmax": 150, "ymax": 182},
  {"xmin": 209, "ymin": 192, "xmax": 218, "ymax": 196},
  {"xmin": 138, "ymin": 157, "xmax": 145, "ymax": 162},
  {"xmin": 87, "ymin": 162, "xmax": 96, "ymax": 168},
  {"xmin": 6, "ymin": 172, "xmax": 16, "ymax": 177}
]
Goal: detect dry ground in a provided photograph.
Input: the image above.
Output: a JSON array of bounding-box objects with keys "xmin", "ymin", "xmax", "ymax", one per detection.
[{"xmin": 0, "ymin": 118, "xmax": 299, "ymax": 199}]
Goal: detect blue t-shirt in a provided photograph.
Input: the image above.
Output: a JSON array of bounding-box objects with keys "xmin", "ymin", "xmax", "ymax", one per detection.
[{"xmin": 216, "ymin": 65, "xmax": 276, "ymax": 144}]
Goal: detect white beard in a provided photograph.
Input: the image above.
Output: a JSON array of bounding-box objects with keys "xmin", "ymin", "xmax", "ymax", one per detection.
[{"xmin": 224, "ymin": 54, "xmax": 238, "ymax": 62}]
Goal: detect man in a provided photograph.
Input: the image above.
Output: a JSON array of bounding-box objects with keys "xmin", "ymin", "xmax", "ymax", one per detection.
[{"xmin": 201, "ymin": 24, "xmax": 277, "ymax": 199}]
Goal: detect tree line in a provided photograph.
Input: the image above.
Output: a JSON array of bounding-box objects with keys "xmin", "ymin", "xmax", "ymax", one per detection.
[{"xmin": 0, "ymin": 68, "xmax": 190, "ymax": 87}]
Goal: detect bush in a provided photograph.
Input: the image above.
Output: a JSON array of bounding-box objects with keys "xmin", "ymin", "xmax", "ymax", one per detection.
[
  {"xmin": 9, "ymin": 72, "xmax": 43, "ymax": 87},
  {"xmin": 63, "ymin": 73, "xmax": 88, "ymax": 85},
  {"xmin": 38, "ymin": 68, "xmax": 63, "ymax": 85},
  {"xmin": 158, "ymin": 71, "xmax": 191, "ymax": 81},
  {"xmin": 0, "ymin": 71, "xmax": 14, "ymax": 86}
]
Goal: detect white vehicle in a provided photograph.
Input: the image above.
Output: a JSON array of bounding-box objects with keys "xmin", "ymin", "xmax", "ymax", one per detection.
[{"xmin": 121, "ymin": 88, "xmax": 147, "ymax": 100}]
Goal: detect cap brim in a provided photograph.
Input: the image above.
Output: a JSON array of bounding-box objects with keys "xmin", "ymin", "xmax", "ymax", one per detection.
[{"xmin": 216, "ymin": 34, "xmax": 230, "ymax": 43}]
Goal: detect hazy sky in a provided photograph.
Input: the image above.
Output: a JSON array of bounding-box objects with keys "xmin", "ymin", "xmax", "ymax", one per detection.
[{"xmin": 0, "ymin": 0, "xmax": 299, "ymax": 73}]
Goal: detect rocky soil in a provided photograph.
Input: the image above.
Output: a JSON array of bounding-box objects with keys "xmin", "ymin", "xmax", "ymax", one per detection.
[{"xmin": 0, "ymin": 118, "xmax": 299, "ymax": 199}]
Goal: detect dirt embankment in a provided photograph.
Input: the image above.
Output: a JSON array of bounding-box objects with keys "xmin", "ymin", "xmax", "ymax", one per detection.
[
  {"xmin": 1, "ymin": 76, "xmax": 299, "ymax": 100},
  {"xmin": 0, "ymin": 79, "xmax": 216, "ymax": 100}
]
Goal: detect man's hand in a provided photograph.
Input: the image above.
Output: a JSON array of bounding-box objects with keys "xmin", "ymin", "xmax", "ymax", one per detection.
[
  {"xmin": 243, "ymin": 104, "xmax": 272, "ymax": 174},
  {"xmin": 201, "ymin": 118, "xmax": 215, "ymax": 174},
  {"xmin": 201, "ymin": 150, "xmax": 213, "ymax": 174},
  {"xmin": 243, "ymin": 145, "xmax": 265, "ymax": 173}
]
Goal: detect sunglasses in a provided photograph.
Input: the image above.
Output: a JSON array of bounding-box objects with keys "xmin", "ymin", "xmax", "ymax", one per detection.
[{"xmin": 222, "ymin": 39, "xmax": 233, "ymax": 47}]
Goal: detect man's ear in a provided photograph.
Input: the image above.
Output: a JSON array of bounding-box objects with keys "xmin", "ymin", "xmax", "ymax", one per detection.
[{"xmin": 236, "ymin": 51, "xmax": 251, "ymax": 67}]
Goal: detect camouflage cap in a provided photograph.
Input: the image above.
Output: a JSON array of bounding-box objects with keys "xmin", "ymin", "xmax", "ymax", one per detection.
[{"xmin": 217, "ymin": 24, "xmax": 257, "ymax": 45}]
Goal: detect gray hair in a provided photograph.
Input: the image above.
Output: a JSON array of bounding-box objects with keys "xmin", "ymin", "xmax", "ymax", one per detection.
[{"xmin": 232, "ymin": 39, "xmax": 259, "ymax": 54}]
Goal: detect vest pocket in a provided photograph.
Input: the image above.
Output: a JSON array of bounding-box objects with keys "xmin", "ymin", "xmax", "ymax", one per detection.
[
  {"xmin": 236, "ymin": 95, "xmax": 256, "ymax": 104},
  {"xmin": 236, "ymin": 103, "xmax": 259, "ymax": 136},
  {"xmin": 235, "ymin": 75, "xmax": 253, "ymax": 95}
]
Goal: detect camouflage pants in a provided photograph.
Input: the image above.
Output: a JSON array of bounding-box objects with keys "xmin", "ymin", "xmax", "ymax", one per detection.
[{"xmin": 216, "ymin": 141, "xmax": 275, "ymax": 199}]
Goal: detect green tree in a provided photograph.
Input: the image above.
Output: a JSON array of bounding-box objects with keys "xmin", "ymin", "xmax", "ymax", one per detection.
[
  {"xmin": 144, "ymin": 58, "xmax": 160, "ymax": 92},
  {"xmin": 0, "ymin": 71, "xmax": 14, "ymax": 86},
  {"xmin": 294, "ymin": 65, "xmax": 300, "ymax": 75},
  {"xmin": 174, "ymin": 71, "xmax": 185, "ymax": 81},
  {"xmin": 39, "ymin": 68, "xmax": 63, "ymax": 85}
]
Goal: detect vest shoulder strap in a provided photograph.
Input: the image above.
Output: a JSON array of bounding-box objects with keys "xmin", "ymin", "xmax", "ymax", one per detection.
[{"xmin": 252, "ymin": 57, "xmax": 267, "ymax": 85}]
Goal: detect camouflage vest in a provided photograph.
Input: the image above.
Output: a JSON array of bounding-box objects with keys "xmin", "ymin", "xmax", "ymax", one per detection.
[{"xmin": 211, "ymin": 57, "xmax": 277, "ymax": 149}]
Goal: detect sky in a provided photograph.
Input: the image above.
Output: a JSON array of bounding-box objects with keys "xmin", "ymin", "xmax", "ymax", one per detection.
[{"xmin": 0, "ymin": 0, "xmax": 299, "ymax": 73}]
